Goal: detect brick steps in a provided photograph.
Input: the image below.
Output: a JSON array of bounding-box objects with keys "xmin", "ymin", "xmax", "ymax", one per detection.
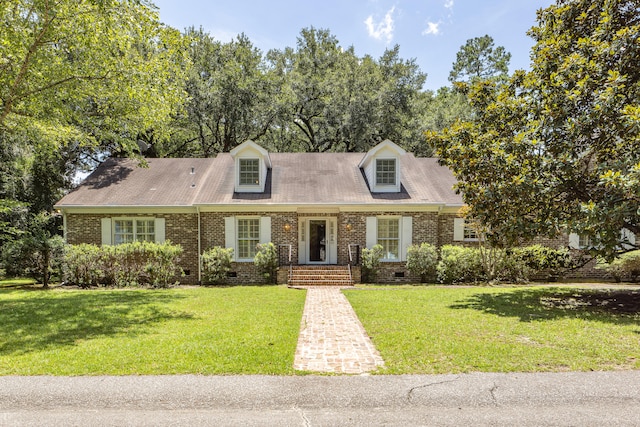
[{"xmin": 288, "ymin": 266, "xmax": 353, "ymax": 287}]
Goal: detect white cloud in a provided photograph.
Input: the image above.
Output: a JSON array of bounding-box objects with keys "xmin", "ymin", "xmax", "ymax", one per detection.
[
  {"xmin": 444, "ymin": 0, "xmax": 454, "ymax": 9},
  {"xmin": 364, "ymin": 6, "xmax": 395, "ymax": 44},
  {"xmin": 422, "ymin": 21, "xmax": 441, "ymax": 36}
]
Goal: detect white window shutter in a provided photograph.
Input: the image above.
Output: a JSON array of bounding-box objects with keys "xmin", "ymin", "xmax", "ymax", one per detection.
[
  {"xmin": 401, "ymin": 216, "xmax": 413, "ymax": 261},
  {"xmin": 224, "ymin": 217, "xmax": 236, "ymax": 260},
  {"xmin": 453, "ymin": 218, "xmax": 465, "ymax": 241},
  {"xmin": 366, "ymin": 217, "xmax": 377, "ymax": 249},
  {"xmin": 568, "ymin": 233, "xmax": 580, "ymax": 249},
  {"xmin": 621, "ymin": 228, "xmax": 636, "ymax": 248},
  {"xmin": 101, "ymin": 218, "xmax": 112, "ymax": 245},
  {"xmin": 155, "ymin": 218, "xmax": 166, "ymax": 243},
  {"xmin": 260, "ymin": 216, "xmax": 271, "ymax": 244}
]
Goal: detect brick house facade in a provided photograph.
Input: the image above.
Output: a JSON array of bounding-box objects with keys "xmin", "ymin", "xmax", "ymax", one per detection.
[{"xmin": 57, "ymin": 140, "xmax": 584, "ymax": 285}]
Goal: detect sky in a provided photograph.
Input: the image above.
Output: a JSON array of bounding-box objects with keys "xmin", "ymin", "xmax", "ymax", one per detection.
[{"xmin": 152, "ymin": 0, "xmax": 555, "ymax": 91}]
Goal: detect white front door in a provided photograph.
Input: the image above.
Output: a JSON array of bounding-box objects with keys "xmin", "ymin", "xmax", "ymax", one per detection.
[{"xmin": 298, "ymin": 217, "xmax": 338, "ymax": 264}]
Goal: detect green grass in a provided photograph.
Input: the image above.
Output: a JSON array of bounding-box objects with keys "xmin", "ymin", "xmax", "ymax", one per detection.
[
  {"xmin": 0, "ymin": 286, "xmax": 306, "ymax": 375},
  {"xmin": 345, "ymin": 286, "xmax": 640, "ymax": 374}
]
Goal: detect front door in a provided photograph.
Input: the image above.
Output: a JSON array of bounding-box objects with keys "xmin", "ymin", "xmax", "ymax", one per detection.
[
  {"xmin": 298, "ymin": 217, "xmax": 338, "ymax": 264},
  {"xmin": 309, "ymin": 220, "xmax": 326, "ymax": 262}
]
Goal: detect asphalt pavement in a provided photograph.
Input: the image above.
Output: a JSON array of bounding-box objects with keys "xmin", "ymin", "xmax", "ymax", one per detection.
[{"xmin": 1, "ymin": 371, "xmax": 640, "ymax": 426}]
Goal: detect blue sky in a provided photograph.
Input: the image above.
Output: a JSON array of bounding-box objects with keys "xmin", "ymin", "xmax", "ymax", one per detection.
[{"xmin": 153, "ymin": 0, "xmax": 555, "ymax": 91}]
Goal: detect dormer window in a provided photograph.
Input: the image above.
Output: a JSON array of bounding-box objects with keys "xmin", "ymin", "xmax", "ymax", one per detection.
[
  {"xmin": 376, "ymin": 159, "xmax": 396, "ymax": 186},
  {"xmin": 239, "ymin": 159, "xmax": 260, "ymax": 186},
  {"xmin": 359, "ymin": 140, "xmax": 405, "ymax": 193},
  {"xmin": 231, "ymin": 140, "xmax": 271, "ymax": 193}
]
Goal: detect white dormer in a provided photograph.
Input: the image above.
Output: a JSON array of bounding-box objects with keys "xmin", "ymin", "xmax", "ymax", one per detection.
[
  {"xmin": 230, "ymin": 140, "xmax": 272, "ymax": 193},
  {"xmin": 358, "ymin": 140, "xmax": 406, "ymax": 193}
]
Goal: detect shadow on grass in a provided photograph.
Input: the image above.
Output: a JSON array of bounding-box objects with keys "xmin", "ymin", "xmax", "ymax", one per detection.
[
  {"xmin": 0, "ymin": 290, "xmax": 192, "ymax": 356},
  {"xmin": 450, "ymin": 288, "xmax": 640, "ymax": 324}
]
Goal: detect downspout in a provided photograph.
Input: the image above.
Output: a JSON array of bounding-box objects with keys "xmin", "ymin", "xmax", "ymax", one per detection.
[
  {"xmin": 61, "ymin": 209, "xmax": 67, "ymax": 241},
  {"xmin": 197, "ymin": 206, "xmax": 202, "ymax": 284}
]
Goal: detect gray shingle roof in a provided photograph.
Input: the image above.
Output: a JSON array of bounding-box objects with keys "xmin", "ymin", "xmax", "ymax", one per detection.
[{"xmin": 56, "ymin": 153, "xmax": 462, "ymax": 207}]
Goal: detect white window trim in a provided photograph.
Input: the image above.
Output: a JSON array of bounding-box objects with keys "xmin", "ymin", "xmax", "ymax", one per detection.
[
  {"xmin": 103, "ymin": 217, "xmax": 164, "ymax": 245},
  {"xmin": 235, "ymin": 156, "xmax": 263, "ymax": 192},
  {"xmin": 235, "ymin": 216, "xmax": 261, "ymax": 261},
  {"xmin": 377, "ymin": 216, "xmax": 401, "ymax": 262},
  {"xmin": 453, "ymin": 218, "xmax": 481, "ymax": 242},
  {"xmin": 375, "ymin": 158, "xmax": 397, "ymax": 187},
  {"xmin": 373, "ymin": 157, "xmax": 400, "ymax": 192}
]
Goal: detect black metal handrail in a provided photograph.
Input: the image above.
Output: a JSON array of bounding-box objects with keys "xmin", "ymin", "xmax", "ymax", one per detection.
[{"xmin": 348, "ymin": 244, "xmax": 361, "ymax": 266}]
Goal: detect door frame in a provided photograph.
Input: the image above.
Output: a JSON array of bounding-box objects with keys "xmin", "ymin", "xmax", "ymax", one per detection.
[{"xmin": 298, "ymin": 216, "xmax": 338, "ymax": 265}]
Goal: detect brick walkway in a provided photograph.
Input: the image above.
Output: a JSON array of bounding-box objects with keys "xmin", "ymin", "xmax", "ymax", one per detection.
[{"xmin": 294, "ymin": 287, "xmax": 385, "ymax": 374}]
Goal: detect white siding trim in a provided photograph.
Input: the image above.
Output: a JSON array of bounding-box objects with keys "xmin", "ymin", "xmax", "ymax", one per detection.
[
  {"xmin": 366, "ymin": 217, "xmax": 377, "ymax": 249},
  {"xmin": 401, "ymin": 216, "xmax": 413, "ymax": 262},
  {"xmin": 453, "ymin": 218, "xmax": 465, "ymax": 242},
  {"xmin": 224, "ymin": 217, "xmax": 236, "ymax": 260},
  {"xmin": 101, "ymin": 218, "xmax": 112, "ymax": 246}
]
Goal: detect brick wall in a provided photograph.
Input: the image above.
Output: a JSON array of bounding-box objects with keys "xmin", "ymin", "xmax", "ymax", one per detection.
[{"xmin": 65, "ymin": 213, "xmax": 200, "ymax": 284}]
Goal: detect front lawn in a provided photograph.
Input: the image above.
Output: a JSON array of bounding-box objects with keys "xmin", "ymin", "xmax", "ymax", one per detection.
[
  {"xmin": 345, "ymin": 286, "xmax": 640, "ymax": 374},
  {"xmin": 0, "ymin": 286, "xmax": 306, "ymax": 375}
]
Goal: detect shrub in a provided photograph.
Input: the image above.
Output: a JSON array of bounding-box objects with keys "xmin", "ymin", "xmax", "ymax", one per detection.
[
  {"xmin": 254, "ymin": 242, "xmax": 278, "ymax": 284},
  {"xmin": 63, "ymin": 244, "xmax": 104, "ymax": 288},
  {"xmin": 511, "ymin": 245, "xmax": 572, "ymax": 280},
  {"xmin": 361, "ymin": 244, "xmax": 384, "ymax": 283},
  {"xmin": 406, "ymin": 243, "xmax": 438, "ymax": 282},
  {"xmin": 62, "ymin": 241, "xmax": 183, "ymax": 288},
  {"xmin": 143, "ymin": 241, "xmax": 184, "ymax": 288},
  {"xmin": 436, "ymin": 245, "xmax": 484, "ymax": 284},
  {"xmin": 596, "ymin": 250, "xmax": 640, "ymax": 282},
  {"xmin": 201, "ymin": 246, "xmax": 234, "ymax": 284}
]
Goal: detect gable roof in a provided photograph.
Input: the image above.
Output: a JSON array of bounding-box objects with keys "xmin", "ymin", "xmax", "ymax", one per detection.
[{"xmin": 55, "ymin": 152, "xmax": 463, "ymax": 208}]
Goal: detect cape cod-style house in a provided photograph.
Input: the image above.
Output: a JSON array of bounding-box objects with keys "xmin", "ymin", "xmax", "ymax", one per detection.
[{"xmin": 55, "ymin": 140, "xmax": 588, "ymax": 284}]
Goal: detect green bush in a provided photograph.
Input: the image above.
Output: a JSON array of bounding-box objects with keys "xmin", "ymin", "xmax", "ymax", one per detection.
[
  {"xmin": 63, "ymin": 244, "xmax": 104, "ymax": 288},
  {"xmin": 510, "ymin": 245, "xmax": 572, "ymax": 280},
  {"xmin": 254, "ymin": 242, "xmax": 278, "ymax": 284},
  {"xmin": 201, "ymin": 246, "xmax": 234, "ymax": 284},
  {"xmin": 361, "ymin": 244, "xmax": 384, "ymax": 283},
  {"xmin": 596, "ymin": 250, "xmax": 640, "ymax": 282},
  {"xmin": 62, "ymin": 241, "xmax": 183, "ymax": 288},
  {"xmin": 406, "ymin": 243, "xmax": 438, "ymax": 282},
  {"xmin": 436, "ymin": 245, "xmax": 484, "ymax": 284}
]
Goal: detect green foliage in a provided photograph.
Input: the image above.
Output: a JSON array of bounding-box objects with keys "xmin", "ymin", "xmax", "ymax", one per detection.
[
  {"xmin": 511, "ymin": 245, "xmax": 572, "ymax": 279},
  {"xmin": 405, "ymin": 243, "xmax": 438, "ymax": 282},
  {"xmin": 596, "ymin": 250, "xmax": 640, "ymax": 282},
  {"xmin": 62, "ymin": 244, "xmax": 104, "ymax": 288},
  {"xmin": 436, "ymin": 245, "xmax": 484, "ymax": 284},
  {"xmin": 201, "ymin": 246, "xmax": 234, "ymax": 284},
  {"xmin": 62, "ymin": 241, "xmax": 183, "ymax": 288},
  {"xmin": 430, "ymin": 0, "xmax": 640, "ymax": 260},
  {"xmin": 0, "ymin": 0, "xmax": 188, "ymax": 151},
  {"xmin": 361, "ymin": 244, "xmax": 384, "ymax": 283},
  {"xmin": 254, "ymin": 242, "xmax": 278, "ymax": 284},
  {"xmin": 0, "ymin": 212, "xmax": 64, "ymax": 287},
  {"xmin": 449, "ymin": 35, "xmax": 511, "ymax": 83}
]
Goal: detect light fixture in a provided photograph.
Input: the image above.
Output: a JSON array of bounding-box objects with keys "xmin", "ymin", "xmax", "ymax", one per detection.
[
  {"xmin": 283, "ymin": 222, "xmax": 292, "ymax": 232},
  {"xmin": 345, "ymin": 222, "xmax": 352, "ymax": 232}
]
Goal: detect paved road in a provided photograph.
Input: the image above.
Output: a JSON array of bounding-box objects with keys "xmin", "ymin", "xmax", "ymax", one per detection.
[{"xmin": 1, "ymin": 371, "xmax": 640, "ymax": 426}]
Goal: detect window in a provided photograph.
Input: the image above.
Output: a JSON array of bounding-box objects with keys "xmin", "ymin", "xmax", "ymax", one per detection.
[
  {"xmin": 237, "ymin": 218, "xmax": 260, "ymax": 259},
  {"xmin": 579, "ymin": 235, "xmax": 591, "ymax": 248},
  {"xmin": 375, "ymin": 159, "xmax": 396, "ymax": 186},
  {"xmin": 463, "ymin": 224, "xmax": 479, "ymax": 241},
  {"xmin": 377, "ymin": 218, "xmax": 399, "ymax": 260},
  {"xmin": 113, "ymin": 219, "xmax": 155, "ymax": 244},
  {"xmin": 239, "ymin": 159, "xmax": 260, "ymax": 186}
]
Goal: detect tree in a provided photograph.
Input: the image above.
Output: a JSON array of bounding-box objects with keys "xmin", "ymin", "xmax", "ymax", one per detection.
[
  {"xmin": 429, "ymin": 0, "xmax": 640, "ymax": 260},
  {"xmin": 448, "ymin": 35, "xmax": 511, "ymax": 83},
  {"xmin": 264, "ymin": 28, "xmax": 426, "ymax": 153},
  {"xmin": 0, "ymin": 0, "xmax": 188, "ymax": 156}
]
